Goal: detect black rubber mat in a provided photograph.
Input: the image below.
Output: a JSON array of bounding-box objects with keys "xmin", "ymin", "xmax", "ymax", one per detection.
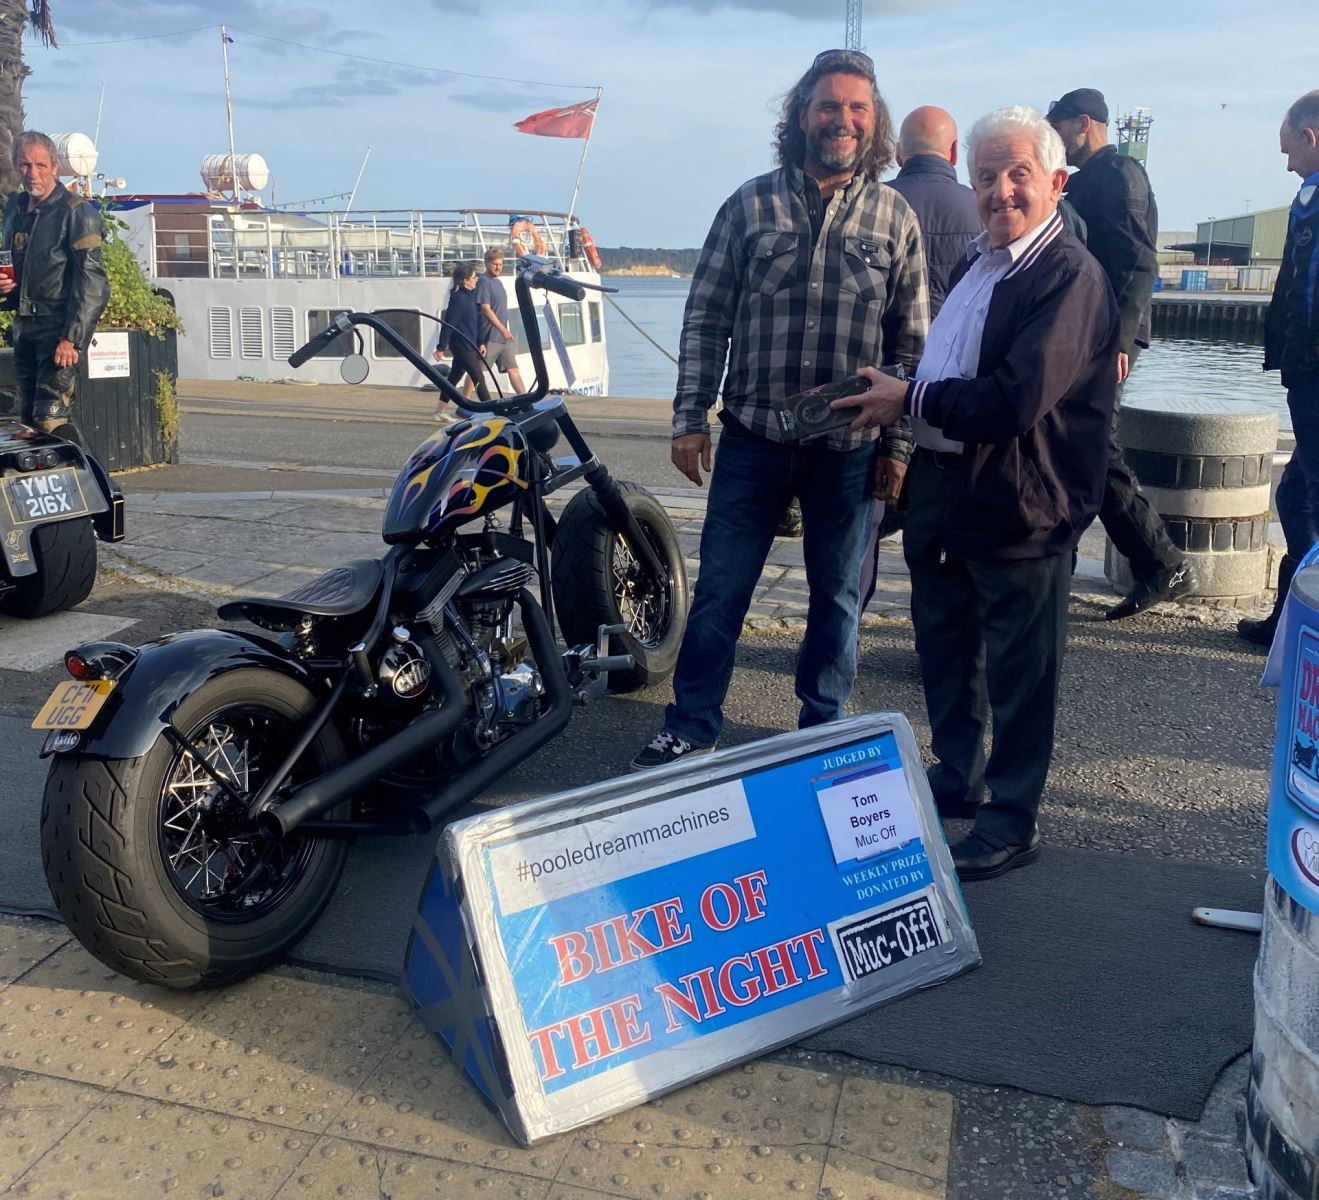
[{"xmin": 802, "ymin": 845, "xmax": 1264, "ymax": 1119}]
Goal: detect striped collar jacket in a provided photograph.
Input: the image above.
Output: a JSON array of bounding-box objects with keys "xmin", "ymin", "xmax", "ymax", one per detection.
[{"xmin": 674, "ymin": 164, "xmax": 929, "ymax": 452}]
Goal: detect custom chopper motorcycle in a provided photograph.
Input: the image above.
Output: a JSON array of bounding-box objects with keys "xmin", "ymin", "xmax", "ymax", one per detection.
[{"xmin": 36, "ymin": 258, "xmax": 689, "ymax": 989}]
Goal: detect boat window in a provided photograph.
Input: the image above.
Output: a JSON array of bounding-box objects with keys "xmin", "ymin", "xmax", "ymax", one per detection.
[
  {"xmin": 558, "ymin": 302, "xmax": 585, "ymax": 346},
  {"xmin": 508, "ymin": 307, "xmax": 549, "ymax": 355},
  {"xmin": 306, "ymin": 309, "xmax": 354, "ymax": 358},
  {"xmin": 588, "ymin": 301, "xmax": 602, "ymax": 343},
  {"xmin": 372, "ymin": 310, "xmax": 421, "ymax": 360}
]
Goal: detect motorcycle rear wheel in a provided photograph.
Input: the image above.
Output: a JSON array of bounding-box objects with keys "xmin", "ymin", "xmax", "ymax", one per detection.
[
  {"xmin": 41, "ymin": 669, "xmax": 349, "ymax": 990},
  {"xmin": 552, "ymin": 481, "xmax": 689, "ymax": 692},
  {"xmin": 1, "ymin": 517, "xmax": 96, "ymax": 618}
]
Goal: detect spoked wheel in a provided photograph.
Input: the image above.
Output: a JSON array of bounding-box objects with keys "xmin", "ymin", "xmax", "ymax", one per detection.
[
  {"xmin": 552, "ymin": 481, "xmax": 689, "ymax": 692},
  {"xmin": 157, "ymin": 706, "xmax": 324, "ymax": 922},
  {"xmin": 42, "ymin": 669, "xmax": 348, "ymax": 989}
]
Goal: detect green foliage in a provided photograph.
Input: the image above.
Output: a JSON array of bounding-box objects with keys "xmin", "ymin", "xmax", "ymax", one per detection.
[{"xmin": 153, "ymin": 368, "xmax": 179, "ymax": 461}]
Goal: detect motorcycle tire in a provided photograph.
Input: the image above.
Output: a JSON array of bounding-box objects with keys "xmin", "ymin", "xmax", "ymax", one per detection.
[
  {"xmin": 41, "ymin": 668, "xmax": 349, "ymax": 990},
  {"xmin": 552, "ymin": 480, "xmax": 689, "ymax": 692},
  {"xmin": 1, "ymin": 517, "xmax": 96, "ymax": 618}
]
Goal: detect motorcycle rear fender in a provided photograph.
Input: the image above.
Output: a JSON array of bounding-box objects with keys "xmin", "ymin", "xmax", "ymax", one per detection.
[{"xmin": 72, "ymin": 628, "xmax": 323, "ymax": 761}]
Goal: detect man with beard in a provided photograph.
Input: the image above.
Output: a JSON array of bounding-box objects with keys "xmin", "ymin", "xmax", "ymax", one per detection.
[{"xmin": 631, "ymin": 49, "xmax": 928, "ymax": 770}]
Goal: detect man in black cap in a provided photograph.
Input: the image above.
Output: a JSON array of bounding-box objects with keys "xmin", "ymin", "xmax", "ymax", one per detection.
[{"xmin": 1048, "ymin": 87, "xmax": 1197, "ymax": 620}]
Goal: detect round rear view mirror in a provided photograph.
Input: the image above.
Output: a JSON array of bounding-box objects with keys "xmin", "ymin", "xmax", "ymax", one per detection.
[{"xmin": 340, "ymin": 354, "xmax": 369, "ymax": 385}]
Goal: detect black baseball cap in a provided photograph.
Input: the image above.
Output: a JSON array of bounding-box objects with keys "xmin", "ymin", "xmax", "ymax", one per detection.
[{"xmin": 1047, "ymin": 88, "xmax": 1109, "ymax": 124}]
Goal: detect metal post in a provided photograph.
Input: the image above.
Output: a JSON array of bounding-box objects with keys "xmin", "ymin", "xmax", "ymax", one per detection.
[
  {"xmin": 1206, "ymin": 215, "xmax": 1215, "ymax": 282},
  {"xmin": 566, "ymin": 89, "xmax": 602, "ymax": 228},
  {"xmin": 220, "ymin": 27, "xmax": 239, "ymax": 204}
]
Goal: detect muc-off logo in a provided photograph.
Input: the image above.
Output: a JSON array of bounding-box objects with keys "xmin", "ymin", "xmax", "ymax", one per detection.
[
  {"xmin": 1292, "ymin": 827, "xmax": 1319, "ymax": 889},
  {"xmin": 835, "ymin": 894, "xmax": 943, "ymax": 983}
]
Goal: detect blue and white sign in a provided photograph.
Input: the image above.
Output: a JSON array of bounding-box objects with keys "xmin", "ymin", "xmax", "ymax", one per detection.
[
  {"xmin": 403, "ymin": 713, "xmax": 979, "ymax": 1144},
  {"xmin": 1268, "ymin": 614, "xmax": 1319, "ymax": 914}
]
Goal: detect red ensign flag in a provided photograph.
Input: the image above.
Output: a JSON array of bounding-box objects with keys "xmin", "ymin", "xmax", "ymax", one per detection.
[{"xmin": 514, "ymin": 100, "xmax": 598, "ymax": 139}]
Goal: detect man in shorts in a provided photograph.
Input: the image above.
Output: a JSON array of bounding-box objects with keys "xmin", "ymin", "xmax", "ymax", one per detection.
[{"xmin": 475, "ymin": 248, "xmax": 526, "ymax": 395}]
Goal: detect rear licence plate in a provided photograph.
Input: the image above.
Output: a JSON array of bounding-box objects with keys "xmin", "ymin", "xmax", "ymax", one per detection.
[
  {"xmin": 32, "ymin": 679, "xmax": 116, "ymax": 731},
  {"xmin": 5, "ymin": 469, "xmax": 89, "ymax": 525}
]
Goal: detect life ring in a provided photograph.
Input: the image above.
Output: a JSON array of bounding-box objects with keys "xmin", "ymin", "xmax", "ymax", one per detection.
[
  {"xmin": 510, "ymin": 218, "xmax": 546, "ymax": 257},
  {"xmin": 579, "ymin": 225, "xmax": 603, "ymax": 272}
]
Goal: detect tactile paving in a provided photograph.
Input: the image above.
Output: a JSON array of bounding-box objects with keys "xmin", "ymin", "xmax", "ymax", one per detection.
[
  {"xmin": 832, "ymin": 1076, "xmax": 953, "ymax": 1181},
  {"xmin": 9, "ymin": 1091, "xmax": 310, "ymax": 1199},
  {"xmin": 274, "ymin": 1135, "xmax": 551, "ymax": 1199},
  {"xmin": 333, "ymin": 1020, "xmax": 571, "ymax": 1178},
  {"xmin": 0, "ymin": 942, "xmax": 207, "ymax": 1086},
  {"xmin": 0, "ymin": 1069, "xmax": 101, "ymax": 1191},
  {"xmin": 119, "ymin": 973, "xmax": 412, "ymax": 1134},
  {"xmin": 823, "ymin": 1143, "xmax": 947, "ymax": 1199},
  {"xmin": 0, "ymin": 922, "xmax": 69, "ymax": 990}
]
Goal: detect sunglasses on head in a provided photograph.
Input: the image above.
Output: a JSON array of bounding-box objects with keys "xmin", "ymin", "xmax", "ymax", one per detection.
[{"xmin": 811, "ymin": 48, "xmax": 875, "ymax": 76}]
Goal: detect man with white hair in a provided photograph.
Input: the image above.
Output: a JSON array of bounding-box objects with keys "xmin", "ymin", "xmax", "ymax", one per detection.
[{"xmin": 840, "ymin": 106, "xmax": 1118, "ymax": 879}]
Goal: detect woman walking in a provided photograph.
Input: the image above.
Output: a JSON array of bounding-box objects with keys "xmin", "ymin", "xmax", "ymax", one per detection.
[{"xmin": 433, "ymin": 263, "xmax": 491, "ymax": 415}]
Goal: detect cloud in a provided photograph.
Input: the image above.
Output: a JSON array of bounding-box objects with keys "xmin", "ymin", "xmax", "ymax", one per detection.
[{"xmin": 628, "ymin": 0, "xmax": 946, "ymax": 14}]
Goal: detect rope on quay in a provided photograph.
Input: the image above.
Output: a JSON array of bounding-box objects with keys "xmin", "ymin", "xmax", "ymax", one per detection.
[{"xmin": 604, "ymin": 293, "xmax": 679, "ymax": 366}]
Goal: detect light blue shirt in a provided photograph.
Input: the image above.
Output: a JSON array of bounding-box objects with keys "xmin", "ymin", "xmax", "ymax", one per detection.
[{"xmin": 911, "ymin": 211, "xmax": 1064, "ymax": 451}]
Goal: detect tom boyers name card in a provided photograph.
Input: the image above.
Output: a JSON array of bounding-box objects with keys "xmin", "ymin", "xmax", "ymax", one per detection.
[{"xmin": 403, "ymin": 713, "xmax": 980, "ymax": 1145}]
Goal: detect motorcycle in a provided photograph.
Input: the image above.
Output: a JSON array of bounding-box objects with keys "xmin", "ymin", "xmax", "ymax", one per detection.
[
  {"xmin": 1, "ymin": 418, "xmax": 124, "ymax": 617},
  {"xmin": 35, "ymin": 258, "xmax": 690, "ymax": 989}
]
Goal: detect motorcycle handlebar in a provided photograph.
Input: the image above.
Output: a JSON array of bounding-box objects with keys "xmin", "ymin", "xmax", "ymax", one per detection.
[
  {"xmin": 527, "ymin": 269, "xmax": 586, "ymax": 302},
  {"xmin": 287, "ymin": 318, "xmax": 347, "ymax": 368}
]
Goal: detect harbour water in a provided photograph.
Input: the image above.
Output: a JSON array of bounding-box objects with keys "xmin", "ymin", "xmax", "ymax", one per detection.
[{"xmin": 604, "ymin": 276, "xmax": 1291, "ymax": 429}]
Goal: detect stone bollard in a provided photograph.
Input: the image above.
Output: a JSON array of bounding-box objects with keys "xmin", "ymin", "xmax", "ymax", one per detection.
[{"xmin": 1105, "ymin": 397, "xmax": 1279, "ymax": 604}]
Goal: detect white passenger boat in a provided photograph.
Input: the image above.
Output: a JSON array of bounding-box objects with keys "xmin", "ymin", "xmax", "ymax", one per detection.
[{"xmin": 108, "ymin": 198, "xmax": 610, "ymax": 394}]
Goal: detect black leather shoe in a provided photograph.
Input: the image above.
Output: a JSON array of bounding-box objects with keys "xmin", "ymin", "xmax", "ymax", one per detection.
[
  {"xmin": 1237, "ymin": 554, "xmax": 1297, "ymax": 648},
  {"xmin": 950, "ymin": 830, "xmax": 1041, "ymax": 880},
  {"xmin": 1105, "ymin": 559, "xmax": 1198, "ymax": 621}
]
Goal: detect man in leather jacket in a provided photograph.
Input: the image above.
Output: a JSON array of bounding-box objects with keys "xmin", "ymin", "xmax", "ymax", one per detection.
[
  {"xmin": 0, "ymin": 130, "xmax": 109, "ymax": 441},
  {"xmin": 1239, "ymin": 91, "xmax": 1319, "ymax": 645}
]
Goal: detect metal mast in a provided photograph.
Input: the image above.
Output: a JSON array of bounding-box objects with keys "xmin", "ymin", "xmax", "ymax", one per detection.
[
  {"xmin": 1115, "ymin": 108, "xmax": 1153, "ymax": 166},
  {"xmin": 845, "ymin": 0, "xmax": 862, "ymax": 49}
]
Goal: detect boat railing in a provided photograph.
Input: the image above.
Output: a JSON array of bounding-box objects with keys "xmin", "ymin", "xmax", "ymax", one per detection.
[{"xmin": 146, "ymin": 206, "xmax": 590, "ymax": 282}]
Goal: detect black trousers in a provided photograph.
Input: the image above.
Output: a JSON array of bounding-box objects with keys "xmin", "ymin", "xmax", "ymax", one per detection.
[
  {"xmin": 1100, "ymin": 346, "xmax": 1181, "ymax": 581},
  {"xmin": 13, "ymin": 316, "xmax": 82, "ymax": 441},
  {"xmin": 444, "ymin": 346, "xmax": 491, "ymax": 404},
  {"xmin": 903, "ymin": 451, "xmax": 1071, "ymax": 843}
]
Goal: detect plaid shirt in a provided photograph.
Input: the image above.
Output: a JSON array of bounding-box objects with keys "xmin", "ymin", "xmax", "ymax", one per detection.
[{"xmin": 674, "ymin": 165, "xmax": 929, "ymax": 453}]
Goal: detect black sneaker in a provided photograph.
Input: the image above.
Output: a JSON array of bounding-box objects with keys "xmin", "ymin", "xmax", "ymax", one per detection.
[
  {"xmin": 630, "ymin": 729, "xmax": 713, "ymax": 771},
  {"xmin": 1105, "ymin": 559, "xmax": 1198, "ymax": 621},
  {"xmin": 776, "ymin": 498, "xmax": 803, "ymax": 538}
]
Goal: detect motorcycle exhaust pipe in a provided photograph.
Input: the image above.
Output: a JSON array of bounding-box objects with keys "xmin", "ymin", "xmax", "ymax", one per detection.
[
  {"xmin": 260, "ymin": 634, "xmax": 467, "ymax": 840},
  {"xmin": 411, "ymin": 588, "xmax": 573, "ymax": 833}
]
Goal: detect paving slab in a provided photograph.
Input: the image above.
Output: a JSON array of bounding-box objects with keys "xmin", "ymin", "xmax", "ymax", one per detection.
[
  {"xmin": 0, "ymin": 612, "xmax": 136, "ymax": 672},
  {"xmin": 0, "ymin": 1070, "xmax": 101, "ymax": 1191},
  {"xmin": 0, "ymin": 926, "xmax": 68, "ymax": 989},
  {"xmin": 12, "ymin": 1091, "xmax": 310, "ymax": 1199},
  {"xmin": 120, "ymin": 973, "xmax": 413, "ymax": 1135},
  {"xmin": 823, "ymin": 1143, "xmax": 946, "ymax": 1198},
  {"xmin": 0, "ymin": 942, "xmax": 207, "ymax": 1087}
]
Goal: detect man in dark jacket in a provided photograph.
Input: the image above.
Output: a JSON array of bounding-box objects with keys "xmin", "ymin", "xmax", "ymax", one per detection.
[
  {"xmin": 840, "ymin": 105, "xmax": 1118, "ymax": 880},
  {"xmin": 0, "ymin": 130, "xmax": 109, "ymax": 443},
  {"xmin": 1048, "ymin": 88, "xmax": 1195, "ymax": 620},
  {"xmin": 1239, "ymin": 91, "xmax": 1319, "ymax": 645}
]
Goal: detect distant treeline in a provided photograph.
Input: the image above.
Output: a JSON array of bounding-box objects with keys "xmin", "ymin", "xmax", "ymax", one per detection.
[{"xmin": 597, "ymin": 246, "xmax": 702, "ymax": 274}]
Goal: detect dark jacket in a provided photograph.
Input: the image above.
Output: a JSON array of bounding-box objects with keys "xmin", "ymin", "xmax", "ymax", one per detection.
[
  {"xmin": 1264, "ymin": 172, "xmax": 1319, "ymax": 388},
  {"xmin": 1062, "ymin": 145, "xmax": 1157, "ymax": 354},
  {"xmin": 886, "ymin": 155, "xmax": 981, "ymax": 318},
  {"xmin": 904, "ymin": 215, "xmax": 1119, "ymax": 561},
  {"xmin": 1, "ymin": 181, "xmax": 109, "ymax": 350},
  {"xmin": 438, "ymin": 283, "xmax": 482, "ymax": 353}
]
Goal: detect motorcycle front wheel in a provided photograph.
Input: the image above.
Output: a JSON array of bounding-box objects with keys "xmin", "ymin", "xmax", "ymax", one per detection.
[
  {"xmin": 552, "ymin": 480, "xmax": 689, "ymax": 692},
  {"xmin": 41, "ymin": 669, "xmax": 349, "ymax": 989}
]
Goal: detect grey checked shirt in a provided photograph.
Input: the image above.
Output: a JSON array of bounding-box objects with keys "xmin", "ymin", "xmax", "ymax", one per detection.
[{"xmin": 674, "ymin": 164, "xmax": 929, "ymax": 453}]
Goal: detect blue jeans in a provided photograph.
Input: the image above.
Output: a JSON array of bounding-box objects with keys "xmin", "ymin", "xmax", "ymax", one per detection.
[
  {"xmin": 665, "ymin": 419, "xmax": 874, "ymax": 746},
  {"xmin": 1276, "ymin": 379, "xmax": 1319, "ymax": 558}
]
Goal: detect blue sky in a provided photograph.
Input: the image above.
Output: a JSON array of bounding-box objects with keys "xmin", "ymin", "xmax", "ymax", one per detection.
[{"xmin": 24, "ymin": 0, "xmax": 1315, "ymax": 246}]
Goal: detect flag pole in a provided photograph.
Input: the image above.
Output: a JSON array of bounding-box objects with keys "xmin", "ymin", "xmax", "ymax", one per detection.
[{"xmin": 566, "ymin": 88, "xmax": 602, "ymax": 228}]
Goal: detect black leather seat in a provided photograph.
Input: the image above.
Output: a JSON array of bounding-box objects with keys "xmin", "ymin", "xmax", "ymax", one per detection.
[{"xmin": 217, "ymin": 558, "xmax": 383, "ymax": 627}]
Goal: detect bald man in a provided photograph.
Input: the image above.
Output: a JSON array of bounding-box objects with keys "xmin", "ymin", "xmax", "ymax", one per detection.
[{"xmin": 888, "ymin": 106, "xmax": 982, "ymax": 314}]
